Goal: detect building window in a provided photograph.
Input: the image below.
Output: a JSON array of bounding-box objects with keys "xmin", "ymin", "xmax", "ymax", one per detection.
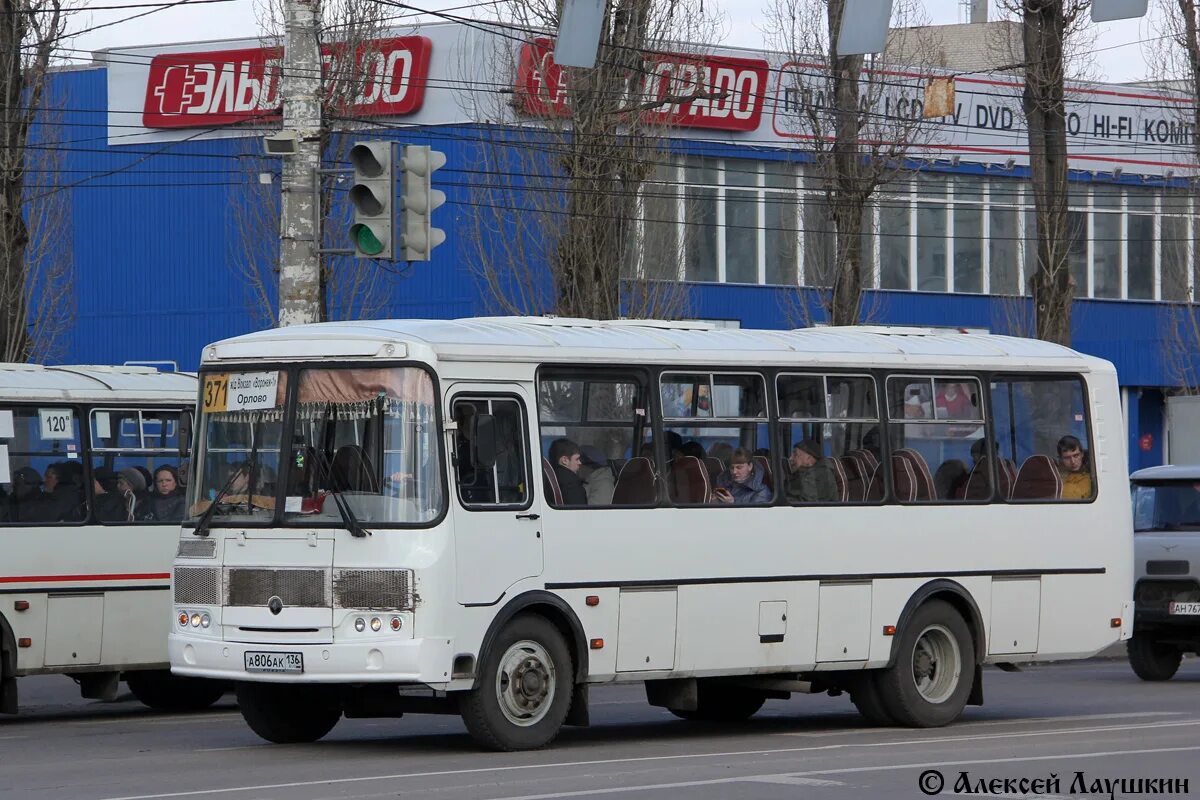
[
  {"xmin": 684, "ymin": 158, "xmax": 718, "ymax": 282},
  {"xmin": 1092, "ymin": 185, "xmax": 1121, "ymax": 299},
  {"xmin": 725, "ymin": 161, "xmax": 760, "ymax": 283},
  {"xmin": 765, "ymin": 165, "xmax": 798, "ymax": 285},
  {"xmin": 1162, "ymin": 189, "xmax": 1190, "ymax": 302},
  {"xmin": 953, "ymin": 176, "xmax": 984, "ymax": 294},
  {"xmin": 916, "ymin": 173, "xmax": 948, "ymax": 292},
  {"xmin": 879, "ymin": 182, "xmax": 912, "ymax": 290},
  {"xmin": 1127, "ymin": 187, "xmax": 1155, "ymax": 301},
  {"xmin": 989, "ymin": 179, "xmax": 1020, "ymax": 295},
  {"xmin": 643, "ymin": 162, "xmax": 681, "ymax": 281}
]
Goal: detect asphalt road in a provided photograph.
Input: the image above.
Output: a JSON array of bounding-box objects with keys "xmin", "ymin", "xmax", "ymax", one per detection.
[{"xmin": 2, "ymin": 658, "xmax": 1199, "ymax": 800}]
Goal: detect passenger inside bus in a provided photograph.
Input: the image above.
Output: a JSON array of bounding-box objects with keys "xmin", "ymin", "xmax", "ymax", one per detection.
[
  {"xmin": 1057, "ymin": 435, "xmax": 1093, "ymax": 500},
  {"xmin": 2, "ymin": 466, "xmax": 46, "ymax": 522},
  {"xmin": 785, "ymin": 440, "xmax": 838, "ymax": 503},
  {"xmin": 92, "ymin": 466, "xmax": 126, "ymax": 522},
  {"xmin": 147, "ymin": 465, "xmax": 186, "ymax": 521},
  {"xmin": 549, "ymin": 438, "xmax": 588, "ymax": 506},
  {"xmin": 578, "ymin": 445, "xmax": 614, "ymax": 505},
  {"xmin": 117, "ymin": 468, "xmax": 153, "ymax": 521},
  {"xmin": 713, "ymin": 448, "xmax": 771, "ymax": 505}
]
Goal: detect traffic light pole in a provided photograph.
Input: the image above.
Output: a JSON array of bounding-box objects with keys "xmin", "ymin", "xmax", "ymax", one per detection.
[{"xmin": 276, "ymin": 0, "xmax": 324, "ymax": 327}]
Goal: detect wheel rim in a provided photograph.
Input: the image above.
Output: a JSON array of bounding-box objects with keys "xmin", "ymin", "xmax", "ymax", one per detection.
[
  {"xmin": 494, "ymin": 639, "xmax": 556, "ymax": 727},
  {"xmin": 910, "ymin": 623, "xmax": 961, "ymax": 704}
]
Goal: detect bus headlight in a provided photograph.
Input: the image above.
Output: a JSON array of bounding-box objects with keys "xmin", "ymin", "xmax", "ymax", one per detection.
[
  {"xmin": 354, "ymin": 617, "xmax": 366, "ymax": 633},
  {"xmin": 200, "ymin": 614, "xmax": 211, "ymax": 629},
  {"xmin": 370, "ymin": 617, "xmax": 382, "ymax": 632},
  {"xmin": 190, "ymin": 613, "xmax": 202, "ymax": 628}
]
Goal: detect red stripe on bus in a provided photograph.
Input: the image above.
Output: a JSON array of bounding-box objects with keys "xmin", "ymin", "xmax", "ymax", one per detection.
[{"xmin": 0, "ymin": 572, "xmax": 171, "ymax": 583}]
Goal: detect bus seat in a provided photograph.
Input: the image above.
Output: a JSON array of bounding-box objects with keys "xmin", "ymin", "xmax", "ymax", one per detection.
[
  {"xmin": 864, "ymin": 465, "xmax": 884, "ymax": 501},
  {"xmin": 934, "ymin": 459, "xmax": 969, "ymax": 500},
  {"xmin": 668, "ymin": 456, "xmax": 711, "ymax": 504},
  {"xmin": 825, "ymin": 456, "xmax": 849, "ymax": 502},
  {"xmin": 839, "ymin": 455, "xmax": 866, "ymax": 501},
  {"xmin": 962, "ymin": 460, "xmax": 990, "ymax": 500},
  {"xmin": 891, "ymin": 454, "xmax": 917, "ymax": 502},
  {"xmin": 895, "ymin": 448, "xmax": 935, "ymax": 501},
  {"xmin": 752, "ymin": 455, "xmax": 773, "ymax": 490},
  {"xmin": 1000, "ymin": 458, "xmax": 1018, "ymax": 499},
  {"xmin": 703, "ymin": 456, "xmax": 724, "ymax": 482},
  {"xmin": 541, "ymin": 458, "xmax": 563, "ymax": 505},
  {"xmin": 1012, "ymin": 455, "xmax": 1062, "ymax": 500},
  {"xmin": 613, "ymin": 457, "xmax": 657, "ymax": 505},
  {"xmin": 848, "ymin": 448, "xmax": 879, "ymax": 480}
]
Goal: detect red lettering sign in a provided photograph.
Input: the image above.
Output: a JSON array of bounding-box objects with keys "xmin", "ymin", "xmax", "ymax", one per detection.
[
  {"xmin": 514, "ymin": 38, "xmax": 767, "ymax": 132},
  {"xmin": 143, "ymin": 36, "xmax": 432, "ymax": 128}
]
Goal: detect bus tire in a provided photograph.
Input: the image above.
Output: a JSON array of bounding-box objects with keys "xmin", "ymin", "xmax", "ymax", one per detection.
[
  {"xmin": 126, "ymin": 671, "xmax": 227, "ymax": 711},
  {"xmin": 459, "ymin": 614, "xmax": 573, "ymax": 751},
  {"xmin": 1128, "ymin": 634, "xmax": 1182, "ymax": 682},
  {"xmin": 876, "ymin": 600, "xmax": 973, "ymax": 728},
  {"xmin": 668, "ymin": 682, "xmax": 765, "ymax": 722},
  {"xmin": 849, "ymin": 674, "xmax": 894, "ymax": 726},
  {"xmin": 235, "ymin": 682, "xmax": 342, "ymax": 744}
]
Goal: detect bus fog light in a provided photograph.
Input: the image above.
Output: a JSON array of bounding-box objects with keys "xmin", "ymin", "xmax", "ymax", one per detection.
[
  {"xmin": 200, "ymin": 614, "xmax": 211, "ymax": 629},
  {"xmin": 390, "ymin": 616, "xmax": 402, "ymax": 631},
  {"xmin": 178, "ymin": 612, "xmax": 189, "ymax": 627},
  {"xmin": 354, "ymin": 617, "xmax": 366, "ymax": 632},
  {"xmin": 190, "ymin": 613, "xmax": 202, "ymax": 627},
  {"xmin": 370, "ymin": 617, "xmax": 382, "ymax": 632}
]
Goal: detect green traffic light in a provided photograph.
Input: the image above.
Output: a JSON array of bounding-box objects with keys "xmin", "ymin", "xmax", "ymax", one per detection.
[{"xmin": 350, "ymin": 223, "xmax": 385, "ymax": 256}]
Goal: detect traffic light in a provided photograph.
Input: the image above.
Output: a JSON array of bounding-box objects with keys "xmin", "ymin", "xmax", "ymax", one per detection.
[
  {"xmin": 399, "ymin": 145, "xmax": 447, "ymax": 261},
  {"xmin": 348, "ymin": 141, "xmax": 394, "ymax": 259}
]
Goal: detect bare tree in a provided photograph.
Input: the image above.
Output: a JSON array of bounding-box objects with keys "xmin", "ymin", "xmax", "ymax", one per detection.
[
  {"xmin": 1145, "ymin": 0, "xmax": 1200, "ymax": 391},
  {"xmin": 229, "ymin": 0, "xmax": 399, "ymax": 325},
  {"xmin": 0, "ymin": 1, "xmax": 75, "ymax": 361},
  {"xmin": 764, "ymin": 0, "xmax": 937, "ymax": 327},
  {"xmin": 457, "ymin": 4, "xmax": 718, "ymax": 320}
]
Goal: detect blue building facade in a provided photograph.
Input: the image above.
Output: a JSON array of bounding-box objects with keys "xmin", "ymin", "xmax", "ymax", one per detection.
[{"xmin": 40, "ymin": 28, "xmax": 1200, "ymax": 472}]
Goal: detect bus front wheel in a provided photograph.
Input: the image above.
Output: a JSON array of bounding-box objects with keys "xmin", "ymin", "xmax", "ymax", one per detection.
[
  {"xmin": 459, "ymin": 615, "xmax": 574, "ymax": 751},
  {"xmin": 1128, "ymin": 634, "xmax": 1182, "ymax": 681},
  {"xmin": 125, "ymin": 671, "xmax": 226, "ymax": 711},
  {"xmin": 875, "ymin": 600, "xmax": 974, "ymax": 728},
  {"xmin": 235, "ymin": 682, "xmax": 342, "ymax": 743}
]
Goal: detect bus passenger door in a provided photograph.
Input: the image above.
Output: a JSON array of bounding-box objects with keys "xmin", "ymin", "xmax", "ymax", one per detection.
[{"xmin": 448, "ymin": 387, "xmax": 544, "ymax": 605}]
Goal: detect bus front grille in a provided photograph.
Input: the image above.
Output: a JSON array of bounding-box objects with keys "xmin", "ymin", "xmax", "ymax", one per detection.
[
  {"xmin": 174, "ymin": 567, "xmax": 220, "ymax": 605},
  {"xmin": 333, "ymin": 569, "xmax": 414, "ymax": 611},
  {"xmin": 225, "ymin": 568, "xmax": 329, "ymax": 608}
]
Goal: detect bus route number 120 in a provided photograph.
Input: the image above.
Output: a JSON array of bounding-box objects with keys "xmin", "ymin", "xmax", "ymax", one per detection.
[{"xmin": 203, "ymin": 374, "xmax": 229, "ymax": 413}]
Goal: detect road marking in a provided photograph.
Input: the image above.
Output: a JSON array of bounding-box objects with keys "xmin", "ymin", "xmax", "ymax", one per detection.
[
  {"xmin": 745, "ymin": 776, "xmax": 846, "ymax": 787},
  {"xmin": 94, "ymin": 727, "xmax": 1200, "ymax": 800},
  {"xmin": 480, "ymin": 746, "xmax": 1200, "ymax": 800},
  {"xmin": 71, "ymin": 712, "xmax": 235, "ymax": 727},
  {"xmin": 778, "ymin": 718, "xmax": 1200, "ymax": 745},
  {"xmin": 772, "ymin": 710, "xmax": 1185, "ymax": 738},
  {"xmin": 0, "ymin": 735, "xmax": 24, "ymax": 740}
]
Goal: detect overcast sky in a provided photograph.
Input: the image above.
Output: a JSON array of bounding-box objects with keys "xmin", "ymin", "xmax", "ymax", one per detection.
[{"xmin": 69, "ymin": 0, "xmax": 1156, "ymax": 84}]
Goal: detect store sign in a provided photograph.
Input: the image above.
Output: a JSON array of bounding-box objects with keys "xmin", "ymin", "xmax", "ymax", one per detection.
[
  {"xmin": 142, "ymin": 36, "xmax": 432, "ymax": 128},
  {"xmin": 514, "ymin": 37, "xmax": 768, "ymax": 132}
]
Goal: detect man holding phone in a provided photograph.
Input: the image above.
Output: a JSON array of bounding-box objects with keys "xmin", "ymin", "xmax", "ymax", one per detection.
[{"xmin": 713, "ymin": 448, "xmax": 771, "ymax": 505}]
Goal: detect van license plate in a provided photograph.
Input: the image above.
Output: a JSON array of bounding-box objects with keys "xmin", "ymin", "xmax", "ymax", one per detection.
[
  {"xmin": 1168, "ymin": 601, "xmax": 1200, "ymax": 616},
  {"xmin": 244, "ymin": 651, "xmax": 304, "ymax": 673}
]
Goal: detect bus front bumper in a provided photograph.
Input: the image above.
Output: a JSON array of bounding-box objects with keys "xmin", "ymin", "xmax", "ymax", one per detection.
[{"xmin": 168, "ymin": 633, "xmax": 456, "ymax": 685}]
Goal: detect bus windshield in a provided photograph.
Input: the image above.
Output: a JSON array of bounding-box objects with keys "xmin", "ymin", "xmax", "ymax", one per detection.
[{"xmin": 188, "ymin": 365, "xmax": 443, "ymax": 527}]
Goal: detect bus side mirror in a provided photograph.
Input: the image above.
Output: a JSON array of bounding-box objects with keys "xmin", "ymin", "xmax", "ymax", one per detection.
[{"xmin": 471, "ymin": 413, "xmax": 498, "ymax": 469}]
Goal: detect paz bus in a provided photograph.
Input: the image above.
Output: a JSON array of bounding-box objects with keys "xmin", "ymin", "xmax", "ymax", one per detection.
[
  {"xmin": 170, "ymin": 318, "xmax": 1132, "ymax": 750},
  {"xmin": 1, "ymin": 364, "xmax": 224, "ymax": 714}
]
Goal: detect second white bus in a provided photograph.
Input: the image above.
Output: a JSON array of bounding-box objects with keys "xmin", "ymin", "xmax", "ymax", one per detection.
[{"xmin": 170, "ymin": 319, "xmax": 1132, "ymax": 750}]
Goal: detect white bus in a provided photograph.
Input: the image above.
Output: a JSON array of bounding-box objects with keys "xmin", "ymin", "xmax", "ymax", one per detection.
[
  {"xmin": 170, "ymin": 319, "xmax": 1132, "ymax": 750},
  {"xmin": 1, "ymin": 364, "xmax": 225, "ymax": 714}
]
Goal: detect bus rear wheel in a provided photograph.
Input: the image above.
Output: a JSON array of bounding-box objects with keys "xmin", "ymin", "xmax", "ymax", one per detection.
[
  {"xmin": 125, "ymin": 671, "xmax": 226, "ymax": 712},
  {"xmin": 1128, "ymin": 634, "xmax": 1182, "ymax": 681},
  {"xmin": 668, "ymin": 682, "xmax": 766, "ymax": 722},
  {"xmin": 235, "ymin": 682, "xmax": 342, "ymax": 743},
  {"xmin": 875, "ymin": 600, "xmax": 974, "ymax": 728},
  {"xmin": 459, "ymin": 615, "xmax": 573, "ymax": 751}
]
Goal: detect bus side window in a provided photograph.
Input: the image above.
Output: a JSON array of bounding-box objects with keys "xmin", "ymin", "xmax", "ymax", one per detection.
[
  {"xmin": 885, "ymin": 376, "xmax": 986, "ymax": 503},
  {"xmin": 992, "ymin": 376, "xmax": 1094, "ymax": 502},
  {"xmin": 777, "ymin": 373, "xmax": 879, "ymax": 505},
  {"xmin": 453, "ymin": 397, "xmax": 530, "ymax": 509}
]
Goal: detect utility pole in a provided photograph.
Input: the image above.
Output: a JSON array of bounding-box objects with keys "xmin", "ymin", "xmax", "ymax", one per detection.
[{"xmin": 277, "ymin": 0, "xmax": 323, "ymax": 327}]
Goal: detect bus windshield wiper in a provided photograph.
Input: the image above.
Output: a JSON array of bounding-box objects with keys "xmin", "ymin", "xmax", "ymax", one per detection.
[
  {"xmin": 191, "ymin": 468, "xmax": 243, "ymax": 538},
  {"xmin": 312, "ymin": 450, "xmax": 371, "ymax": 539}
]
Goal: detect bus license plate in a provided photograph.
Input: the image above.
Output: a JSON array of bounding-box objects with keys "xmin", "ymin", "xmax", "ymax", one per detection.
[
  {"xmin": 244, "ymin": 651, "xmax": 304, "ymax": 673},
  {"xmin": 1168, "ymin": 601, "xmax": 1200, "ymax": 616}
]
